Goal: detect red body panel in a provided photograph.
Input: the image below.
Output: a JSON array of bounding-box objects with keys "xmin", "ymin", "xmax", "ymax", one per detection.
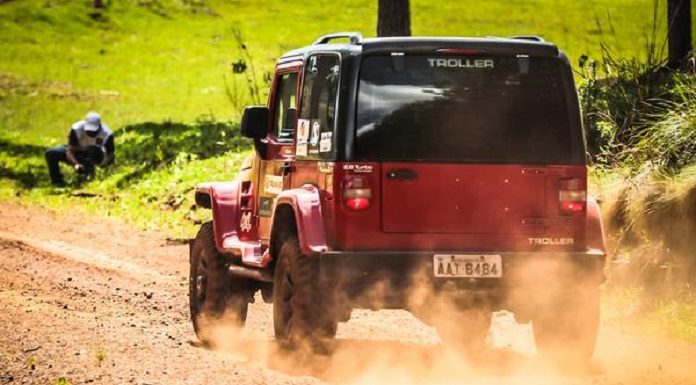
[
  {"xmin": 205, "ymin": 181, "xmax": 241, "ymax": 254},
  {"xmin": 381, "ymin": 163, "xmax": 546, "ymax": 234},
  {"xmin": 275, "ymin": 185, "xmax": 328, "ymax": 256},
  {"xmin": 328, "ymin": 162, "xmax": 587, "ymax": 253}
]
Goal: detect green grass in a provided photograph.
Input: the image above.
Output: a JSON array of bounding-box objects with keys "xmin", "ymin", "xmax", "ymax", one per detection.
[
  {"xmin": 0, "ymin": 0, "xmax": 694, "ymax": 234},
  {"xmin": 603, "ymin": 288, "xmax": 696, "ymax": 343},
  {"xmin": 0, "ymin": 117, "xmax": 251, "ymax": 237},
  {"xmin": 0, "ymin": 0, "xmax": 691, "ymax": 141}
]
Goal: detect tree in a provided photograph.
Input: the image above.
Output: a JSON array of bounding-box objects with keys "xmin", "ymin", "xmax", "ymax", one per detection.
[
  {"xmin": 667, "ymin": 0, "xmax": 692, "ymax": 68},
  {"xmin": 94, "ymin": 0, "xmax": 104, "ymax": 8},
  {"xmin": 377, "ymin": 0, "xmax": 411, "ymax": 37}
]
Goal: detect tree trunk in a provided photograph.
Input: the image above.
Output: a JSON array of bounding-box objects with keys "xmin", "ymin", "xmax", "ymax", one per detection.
[
  {"xmin": 377, "ymin": 0, "xmax": 411, "ymax": 37},
  {"xmin": 94, "ymin": 0, "xmax": 104, "ymax": 8},
  {"xmin": 667, "ymin": 0, "xmax": 692, "ymax": 68}
]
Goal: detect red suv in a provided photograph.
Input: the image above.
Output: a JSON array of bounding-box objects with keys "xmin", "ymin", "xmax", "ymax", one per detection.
[{"xmin": 189, "ymin": 33, "xmax": 606, "ymax": 362}]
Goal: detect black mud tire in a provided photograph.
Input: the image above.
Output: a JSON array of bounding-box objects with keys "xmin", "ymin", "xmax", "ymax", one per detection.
[
  {"xmin": 532, "ymin": 285, "xmax": 600, "ymax": 366},
  {"xmin": 434, "ymin": 308, "xmax": 492, "ymax": 354},
  {"xmin": 272, "ymin": 235, "xmax": 337, "ymax": 352},
  {"xmin": 189, "ymin": 222, "xmax": 250, "ymax": 344}
]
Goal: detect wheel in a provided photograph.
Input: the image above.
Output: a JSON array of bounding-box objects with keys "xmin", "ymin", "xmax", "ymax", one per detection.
[
  {"xmin": 272, "ymin": 235, "xmax": 337, "ymax": 352},
  {"xmin": 532, "ymin": 284, "xmax": 600, "ymax": 365},
  {"xmin": 189, "ymin": 222, "xmax": 250, "ymax": 344},
  {"xmin": 434, "ymin": 307, "xmax": 492, "ymax": 354}
]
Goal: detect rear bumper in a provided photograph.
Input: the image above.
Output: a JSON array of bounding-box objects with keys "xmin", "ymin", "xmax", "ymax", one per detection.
[{"xmin": 318, "ymin": 250, "xmax": 606, "ymax": 309}]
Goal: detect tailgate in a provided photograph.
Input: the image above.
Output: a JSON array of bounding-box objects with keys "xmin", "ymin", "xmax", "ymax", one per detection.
[{"xmin": 381, "ymin": 163, "xmax": 546, "ymax": 234}]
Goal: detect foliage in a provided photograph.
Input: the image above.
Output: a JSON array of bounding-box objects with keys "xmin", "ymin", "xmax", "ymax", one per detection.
[
  {"xmin": 54, "ymin": 377, "xmax": 72, "ymax": 385},
  {"xmin": 581, "ymin": 60, "xmax": 696, "ymax": 170},
  {"xmin": 595, "ymin": 165, "xmax": 696, "ymax": 298},
  {"xmin": 223, "ymin": 27, "xmax": 273, "ymax": 111},
  {"xmin": 93, "ymin": 346, "xmax": 107, "ymax": 367},
  {"xmin": 603, "ymin": 288, "xmax": 696, "ymax": 343},
  {"xmin": 577, "ymin": 1, "xmax": 696, "ymax": 171},
  {"xmin": 25, "ymin": 356, "xmax": 37, "ymax": 370}
]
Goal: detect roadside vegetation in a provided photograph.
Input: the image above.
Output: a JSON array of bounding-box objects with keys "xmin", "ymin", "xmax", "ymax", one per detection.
[
  {"xmin": 577, "ymin": 8, "xmax": 696, "ymax": 340},
  {"xmin": 1, "ymin": 0, "xmax": 695, "ymax": 340}
]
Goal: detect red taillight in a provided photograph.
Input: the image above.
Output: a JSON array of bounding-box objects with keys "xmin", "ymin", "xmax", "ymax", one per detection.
[
  {"xmin": 343, "ymin": 175, "xmax": 372, "ymax": 211},
  {"xmin": 345, "ymin": 197, "xmax": 370, "ymax": 211},
  {"xmin": 560, "ymin": 200, "xmax": 584, "ymax": 213},
  {"xmin": 559, "ymin": 179, "xmax": 586, "ymax": 215}
]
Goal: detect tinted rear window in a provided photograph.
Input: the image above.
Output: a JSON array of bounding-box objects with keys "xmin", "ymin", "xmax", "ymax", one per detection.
[{"xmin": 355, "ymin": 55, "xmax": 581, "ymax": 163}]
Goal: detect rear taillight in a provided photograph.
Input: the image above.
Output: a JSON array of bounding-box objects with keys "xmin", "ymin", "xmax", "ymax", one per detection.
[
  {"xmin": 343, "ymin": 175, "xmax": 372, "ymax": 211},
  {"xmin": 559, "ymin": 179, "xmax": 586, "ymax": 215}
]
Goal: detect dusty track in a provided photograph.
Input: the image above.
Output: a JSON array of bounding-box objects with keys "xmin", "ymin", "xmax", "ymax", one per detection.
[{"xmin": 1, "ymin": 203, "xmax": 695, "ymax": 385}]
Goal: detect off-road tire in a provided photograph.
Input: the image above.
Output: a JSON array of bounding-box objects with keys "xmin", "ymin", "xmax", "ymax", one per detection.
[
  {"xmin": 532, "ymin": 284, "xmax": 600, "ymax": 365},
  {"xmin": 273, "ymin": 235, "xmax": 337, "ymax": 352},
  {"xmin": 189, "ymin": 222, "xmax": 249, "ymax": 344}
]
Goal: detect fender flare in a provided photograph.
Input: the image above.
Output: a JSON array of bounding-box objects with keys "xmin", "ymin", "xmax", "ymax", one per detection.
[
  {"xmin": 273, "ymin": 185, "xmax": 328, "ymax": 257},
  {"xmin": 586, "ymin": 196, "xmax": 606, "ymax": 255},
  {"xmin": 195, "ymin": 181, "xmax": 241, "ymax": 254}
]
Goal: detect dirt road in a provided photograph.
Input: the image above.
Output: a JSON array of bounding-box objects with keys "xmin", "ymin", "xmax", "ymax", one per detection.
[{"xmin": 1, "ymin": 203, "xmax": 695, "ymax": 385}]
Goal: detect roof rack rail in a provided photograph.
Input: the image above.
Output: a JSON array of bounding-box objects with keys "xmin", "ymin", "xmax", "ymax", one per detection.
[
  {"xmin": 313, "ymin": 32, "xmax": 363, "ymax": 45},
  {"xmin": 508, "ymin": 35, "xmax": 545, "ymax": 42}
]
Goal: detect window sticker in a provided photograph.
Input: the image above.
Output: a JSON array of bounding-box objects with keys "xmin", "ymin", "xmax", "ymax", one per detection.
[
  {"xmin": 318, "ymin": 161, "xmax": 333, "ymax": 173},
  {"xmin": 296, "ymin": 143, "xmax": 308, "ymax": 157},
  {"xmin": 308, "ymin": 120, "xmax": 321, "ymax": 155},
  {"xmin": 319, "ymin": 132, "xmax": 332, "ymax": 153},
  {"xmin": 264, "ymin": 175, "xmax": 284, "ymax": 195},
  {"xmin": 240, "ymin": 212, "xmax": 252, "ymax": 232},
  {"xmin": 297, "ymin": 119, "xmax": 310, "ymax": 144},
  {"xmin": 310, "ymin": 121, "xmax": 321, "ymax": 146},
  {"xmin": 259, "ymin": 197, "xmax": 273, "ymax": 217}
]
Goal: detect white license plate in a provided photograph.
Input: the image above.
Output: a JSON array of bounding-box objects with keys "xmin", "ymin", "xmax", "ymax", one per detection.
[{"xmin": 433, "ymin": 254, "xmax": 502, "ymax": 278}]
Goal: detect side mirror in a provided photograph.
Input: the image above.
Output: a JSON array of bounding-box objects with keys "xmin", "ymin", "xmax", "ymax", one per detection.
[{"xmin": 241, "ymin": 106, "xmax": 269, "ymax": 139}]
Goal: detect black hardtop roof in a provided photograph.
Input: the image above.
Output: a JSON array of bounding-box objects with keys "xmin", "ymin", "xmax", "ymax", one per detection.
[{"xmin": 279, "ymin": 34, "xmax": 560, "ymax": 62}]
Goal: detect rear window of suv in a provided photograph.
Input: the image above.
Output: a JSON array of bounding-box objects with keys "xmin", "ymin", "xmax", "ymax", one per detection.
[{"xmin": 355, "ymin": 54, "xmax": 582, "ymax": 164}]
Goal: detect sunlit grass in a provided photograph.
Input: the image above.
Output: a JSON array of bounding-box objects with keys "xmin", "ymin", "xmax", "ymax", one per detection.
[
  {"xmin": 603, "ymin": 287, "xmax": 696, "ymax": 343},
  {"xmin": 0, "ymin": 0, "xmax": 687, "ymax": 141}
]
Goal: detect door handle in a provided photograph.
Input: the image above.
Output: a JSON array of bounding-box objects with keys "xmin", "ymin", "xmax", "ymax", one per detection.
[
  {"xmin": 387, "ymin": 168, "xmax": 418, "ymax": 181},
  {"xmin": 277, "ymin": 162, "xmax": 294, "ymax": 175}
]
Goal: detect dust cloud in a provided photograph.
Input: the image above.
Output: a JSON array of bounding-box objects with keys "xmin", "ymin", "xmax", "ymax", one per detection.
[{"xmin": 197, "ymin": 259, "xmax": 607, "ymax": 385}]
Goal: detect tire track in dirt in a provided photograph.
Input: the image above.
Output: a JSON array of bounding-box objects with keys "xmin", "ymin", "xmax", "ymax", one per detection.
[{"xmin": 0, "ymin": 237, "xmax": 317, "ymax": 385}]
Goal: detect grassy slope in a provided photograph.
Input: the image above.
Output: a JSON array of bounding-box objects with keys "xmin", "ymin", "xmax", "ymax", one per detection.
[{"xmin": 0, "ymin": 0, "xmax": 687, "ymax": 141}]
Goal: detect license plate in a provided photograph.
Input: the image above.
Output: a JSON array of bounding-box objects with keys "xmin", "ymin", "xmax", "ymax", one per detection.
[{"xmin": 433, "ymin": 254, "xmax": 502, "ymax": 278}]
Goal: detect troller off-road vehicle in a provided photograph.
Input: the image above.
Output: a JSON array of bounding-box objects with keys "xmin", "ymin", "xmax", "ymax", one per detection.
[{"xmin": 189, "ymin": 32, "xmax": 606, "ymax": 362}]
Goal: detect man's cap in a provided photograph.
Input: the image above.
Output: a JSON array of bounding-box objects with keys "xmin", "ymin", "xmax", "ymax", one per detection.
[{"xmin": 84, "ymin": 112, "xmax": 101, "ymax": 132}]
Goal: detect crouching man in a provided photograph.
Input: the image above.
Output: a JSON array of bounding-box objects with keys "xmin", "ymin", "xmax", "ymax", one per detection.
[{"xmin": 45, "ymin": 112, "xmax": 115, "ymax": 187}]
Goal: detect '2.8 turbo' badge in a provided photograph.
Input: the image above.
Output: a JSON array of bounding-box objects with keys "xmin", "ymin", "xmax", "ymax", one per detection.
[{"xmin": 342, "ymin": 164, "xmax": 374, "ymax": 173}]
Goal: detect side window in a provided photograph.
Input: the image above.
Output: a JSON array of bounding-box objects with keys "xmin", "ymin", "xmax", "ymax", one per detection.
[
  {"xmin": 271, "ymin": 72, "xmax": 298, "ymax": 140},
  {"xmin": 296, "ymin": 55, "xmax": 340, "ymax": 159}
]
